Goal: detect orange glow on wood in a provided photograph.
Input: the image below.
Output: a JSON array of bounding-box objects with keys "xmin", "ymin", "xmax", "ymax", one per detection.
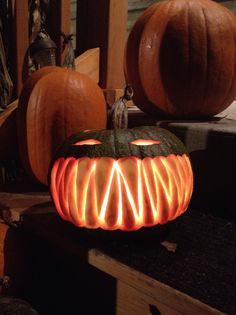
[
  {"xmin": 73, "ymin": 139, "xmax": 102, "ymax": 145},
  {"xmin": 130, "ymin": 139, "xmax": 161, "ymax": 145},
  {"xmin": 50, "ymin": 154, "xmax": 193, "ymax": 231}
]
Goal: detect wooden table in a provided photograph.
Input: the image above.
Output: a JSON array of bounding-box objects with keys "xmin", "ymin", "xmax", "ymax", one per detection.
[{"xmin": 0, "ymin": 192, "xmax": 235, "ymax": 315}]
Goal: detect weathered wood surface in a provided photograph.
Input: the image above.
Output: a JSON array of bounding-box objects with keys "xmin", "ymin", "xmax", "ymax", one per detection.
[
  {"xmin": 76, "ymin": 0, "xmax": 128, "ymax": 90},
  {"xmin": 0, "ymin": 100, "xmax": 18, "ymax": 159},
  {"xmin": 0, "ymin": 191, "xmax": 232, "ymax": 314},
  {"xmin": 75, "ymin": 48, "xmax": 100, "ymax": 83},
  {"xmin": 0, "ymin": 192, "xmax": 51, "ymax": 226}
]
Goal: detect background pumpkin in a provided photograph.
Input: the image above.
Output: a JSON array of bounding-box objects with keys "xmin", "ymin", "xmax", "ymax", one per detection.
[
  {"xmin": 124, "ymin": 0, "xmax": 236, "ymax": 117},
  {"xmin": 17, "ymin": 67, "xmax": 107, "ymax": 185},
  {"xmin": 49, "ymin": 126, "xmax": 193, "ymax": 231}
]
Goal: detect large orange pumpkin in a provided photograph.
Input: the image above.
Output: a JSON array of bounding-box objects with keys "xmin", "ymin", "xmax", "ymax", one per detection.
[
  {"xmin": 17, "ymin": 67, "xmax": 107, "ymax": 185},
  {"xmin": 124, "ymin": 0, "xmax": 236, "ymax": 117}
]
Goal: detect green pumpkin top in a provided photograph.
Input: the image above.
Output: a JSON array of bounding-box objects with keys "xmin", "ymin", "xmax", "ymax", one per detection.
[{"xmin": 52, "ymin": 126, "xmax": 188, "ymax": 160}]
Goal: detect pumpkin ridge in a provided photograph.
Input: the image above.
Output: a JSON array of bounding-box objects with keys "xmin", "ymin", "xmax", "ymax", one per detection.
[
  {"xmin": 32, "ymin": 82, "xmax": 43, "ymax": 181},
  {"xmin": 158, "ymin": 131, "xmax": 169, "ymax": 157},
  {"xmin": 186, "ymin": 2, "xmax": 202, "ymax": 115},
  {"xmin": 125, "ymin": 1, "xmax": 171, "ymax": 116},
  {"xmin": 139, "ymin": 2, "xmax": 166, "ymax": 111},
  {"xmin": 190, "ymin": 3, "xmax": 207, "ymax": 113},
  {"xmin": 129, "ymin": 128, "xmax": 143, "ymax": 157},
  {"xmin": 42, "ymin": 84, "xmax": 47, "ymax": 180},
  {"xmin": 63, "ymin": 71, "xmax": 67, "ymax": 140},
  {"xmin": 221, "ymin": 11, "xmax": 236, "ymax": 110},
  {"xmin": 201, "ymin": 6, "xmax": 210, "ymax": 112},
  {"xmin": 201, "ymin": 2, "xmax": 236, "ymax": 115},
  {"xmin": 52, "ymin": 127, "xmax": 188, "ymax": 159},
  {"xmin": 17, "ymin": 67, "xmax": 64, "ymax": 181},
  {"xmin": 216, "ymin": 8, "xmax": 230, "ymax": 112},
  {"xmin": 162, "ymin": 0, "xmax": 177, "ymax": 115}
]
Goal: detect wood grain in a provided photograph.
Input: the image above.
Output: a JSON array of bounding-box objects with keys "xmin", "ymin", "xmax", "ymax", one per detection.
[
  {"xmin": 75, "ymin": 48, "xmax": 100, "ymax": 83},
  {"xmin": 0, "ymin": 192, "xmax": 228, "ymax": 314},
  {"xmin": 0, "ymin": 100, "xmax": 18, "ymax": 159},
  {"xmin": 76, "ymin": 0, "xmax": 128, "ymax": 89}
]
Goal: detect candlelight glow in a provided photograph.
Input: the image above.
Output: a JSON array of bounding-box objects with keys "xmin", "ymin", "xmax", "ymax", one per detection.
[
  {"xmin": 50, "ymin": 154, "xmax": 193, "ymax": 231},
  {"xmin": 73, "ymin": 139, "xmax": 102, "ymax": 145},
  {"xmin": 130, "ymin": 139, "xmax": 161, "ymax": 145}
]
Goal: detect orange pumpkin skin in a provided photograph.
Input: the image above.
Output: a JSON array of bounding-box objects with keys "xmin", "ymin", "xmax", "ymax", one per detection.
[
  {"xmin": 17, "ymin": 68, "xmax": 107, "ymax": 185},
  {"xmin": 17, "ymin": 66, "xmax": 64, "ymax": 175},
  {"xmin": 19, "ymin": 66, "xmax": 64, "ymax": 104},
  {"xmin": 124, "ymin": 0, "xmax": 236, "ymax": 117}
]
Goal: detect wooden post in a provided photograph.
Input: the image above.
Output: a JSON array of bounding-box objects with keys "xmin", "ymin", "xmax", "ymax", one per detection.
[
  {"xmin": 76, "ymin": 0, "xmax": 128, "ymax": 104},
  {"xmin": 47, "ymin": 0, "xmax": 71, "ymax": 66},
  {"xmin": 10, "ymin": 0, "xmax": 70, "ymax": 97},
  {"xmin": 12, "ymin": 0, "xmax": 29, "ymax": 96}
]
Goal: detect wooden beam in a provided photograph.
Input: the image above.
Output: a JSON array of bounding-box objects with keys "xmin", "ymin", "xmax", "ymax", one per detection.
[
  {"xmin": 47, "ymin": 0, "xmax": 71, "ymax": 65},
  {"xmin": 0, "ymin": 100, "xmax": 18, "ymax": 160},
  {"xmin": 76, "ymin": 0, "xmax": 128, "ymax": 90},
  {"xmin": 12, "ymin": 0, "xmax": 29, "ymax": 96}
]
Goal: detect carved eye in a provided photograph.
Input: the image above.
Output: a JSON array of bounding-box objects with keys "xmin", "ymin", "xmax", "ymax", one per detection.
[
  {"xmin": 73, "ymin": 139, "xmax": 102, "ymax": 146},
  {"xmin": 130, "ymin": 139, "xmax": 161, "ymax": 145}
]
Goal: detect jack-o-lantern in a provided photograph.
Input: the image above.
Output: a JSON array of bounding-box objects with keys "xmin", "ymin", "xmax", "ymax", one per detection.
[{"xmin": 49, "ymin": 126, "xmax": 193, "ymax": 231}]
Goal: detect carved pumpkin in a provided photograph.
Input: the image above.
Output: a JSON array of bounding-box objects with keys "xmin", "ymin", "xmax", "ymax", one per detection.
[
  {"xmin": 49, "ymin": 126, "xmax": 193, "ymax": 231},
  {"xmin": 124, "ymin": 0, "xmax": 236, "ymax": 117},
  {"xmin": 17, "ymin": 67, "xmax": 107, "ymax": 185}
]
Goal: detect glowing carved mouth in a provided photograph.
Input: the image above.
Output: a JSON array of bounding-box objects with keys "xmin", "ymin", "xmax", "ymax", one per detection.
[{"xmin": 50, "ymin": 154, "xmax": 193, "ymax": 231}]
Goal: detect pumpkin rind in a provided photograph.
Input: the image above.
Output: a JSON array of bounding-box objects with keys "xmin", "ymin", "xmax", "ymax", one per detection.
[
  {"xmin": 49, "ymin": 127, "xmax": 193, "ymax": 231},
  {"xmin": 52, "ymin": 126, "xmax": 188, "ymax": 159},
  {"xmin": 17, "ymin": 66, "xmax": 64, "ymax": 176},
  {"xmin": 124, "ymin": 0, "xmax": 236, "ymax": 117},
  {"xmin": 17, "ymin": 68, "xmax": 107, "ymax": 185}
]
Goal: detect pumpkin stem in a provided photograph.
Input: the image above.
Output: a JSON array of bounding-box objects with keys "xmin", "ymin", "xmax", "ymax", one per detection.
[
  {"xmin": 61, "ymin": 32, "xmax": 75, "ymax": 70},
  {"xmin": 107, "ymin": 85, "xmax": 133, "ymax": 129}
]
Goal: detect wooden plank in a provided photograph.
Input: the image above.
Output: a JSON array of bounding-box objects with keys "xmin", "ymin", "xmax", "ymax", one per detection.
[
  {"xmin": 18, "ymin": 208, "xmax": 225, "ymax": 315},
  {"xmin": 59, "ymin": 0, "xmax": 71, "ymax": 65},
  {"xmin": 0, "ymin": 100, "xmax": 18, "ymax": 159},
  {"xmin": 88, "ymin": 250, "xmax": 225, "ymax": 315},
  {"xmin": 0, "ymin": 192, "xmax": 51, "ymax": 226},
  {"xmin": 0, "ymin": 192, "xmax": 228, "ymax": 314},
  {"xmin": 128, "ymin": 0, "xmax": 157, "ymax": 11},
  {"xmin": 76, "ymin": 0, "xmax": 128, "ymax": 90},
  {"xmin": 116, "ymin": 280, "xmax": 182, "ymax": 315},
  {"xmin": 75, "ymin": 48, "xmax": 100, "ymax": 83}
]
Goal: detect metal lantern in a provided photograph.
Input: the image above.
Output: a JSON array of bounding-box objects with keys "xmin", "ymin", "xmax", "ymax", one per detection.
[{"xmin": 29, "ymin": 34, "xmax": 57, "ymax": 68}]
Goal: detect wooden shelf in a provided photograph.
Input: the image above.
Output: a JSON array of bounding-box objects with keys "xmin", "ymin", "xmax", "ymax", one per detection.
[{"xmin": 0, "ymin": 192, "xmax": 235, "ymax": 314}]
